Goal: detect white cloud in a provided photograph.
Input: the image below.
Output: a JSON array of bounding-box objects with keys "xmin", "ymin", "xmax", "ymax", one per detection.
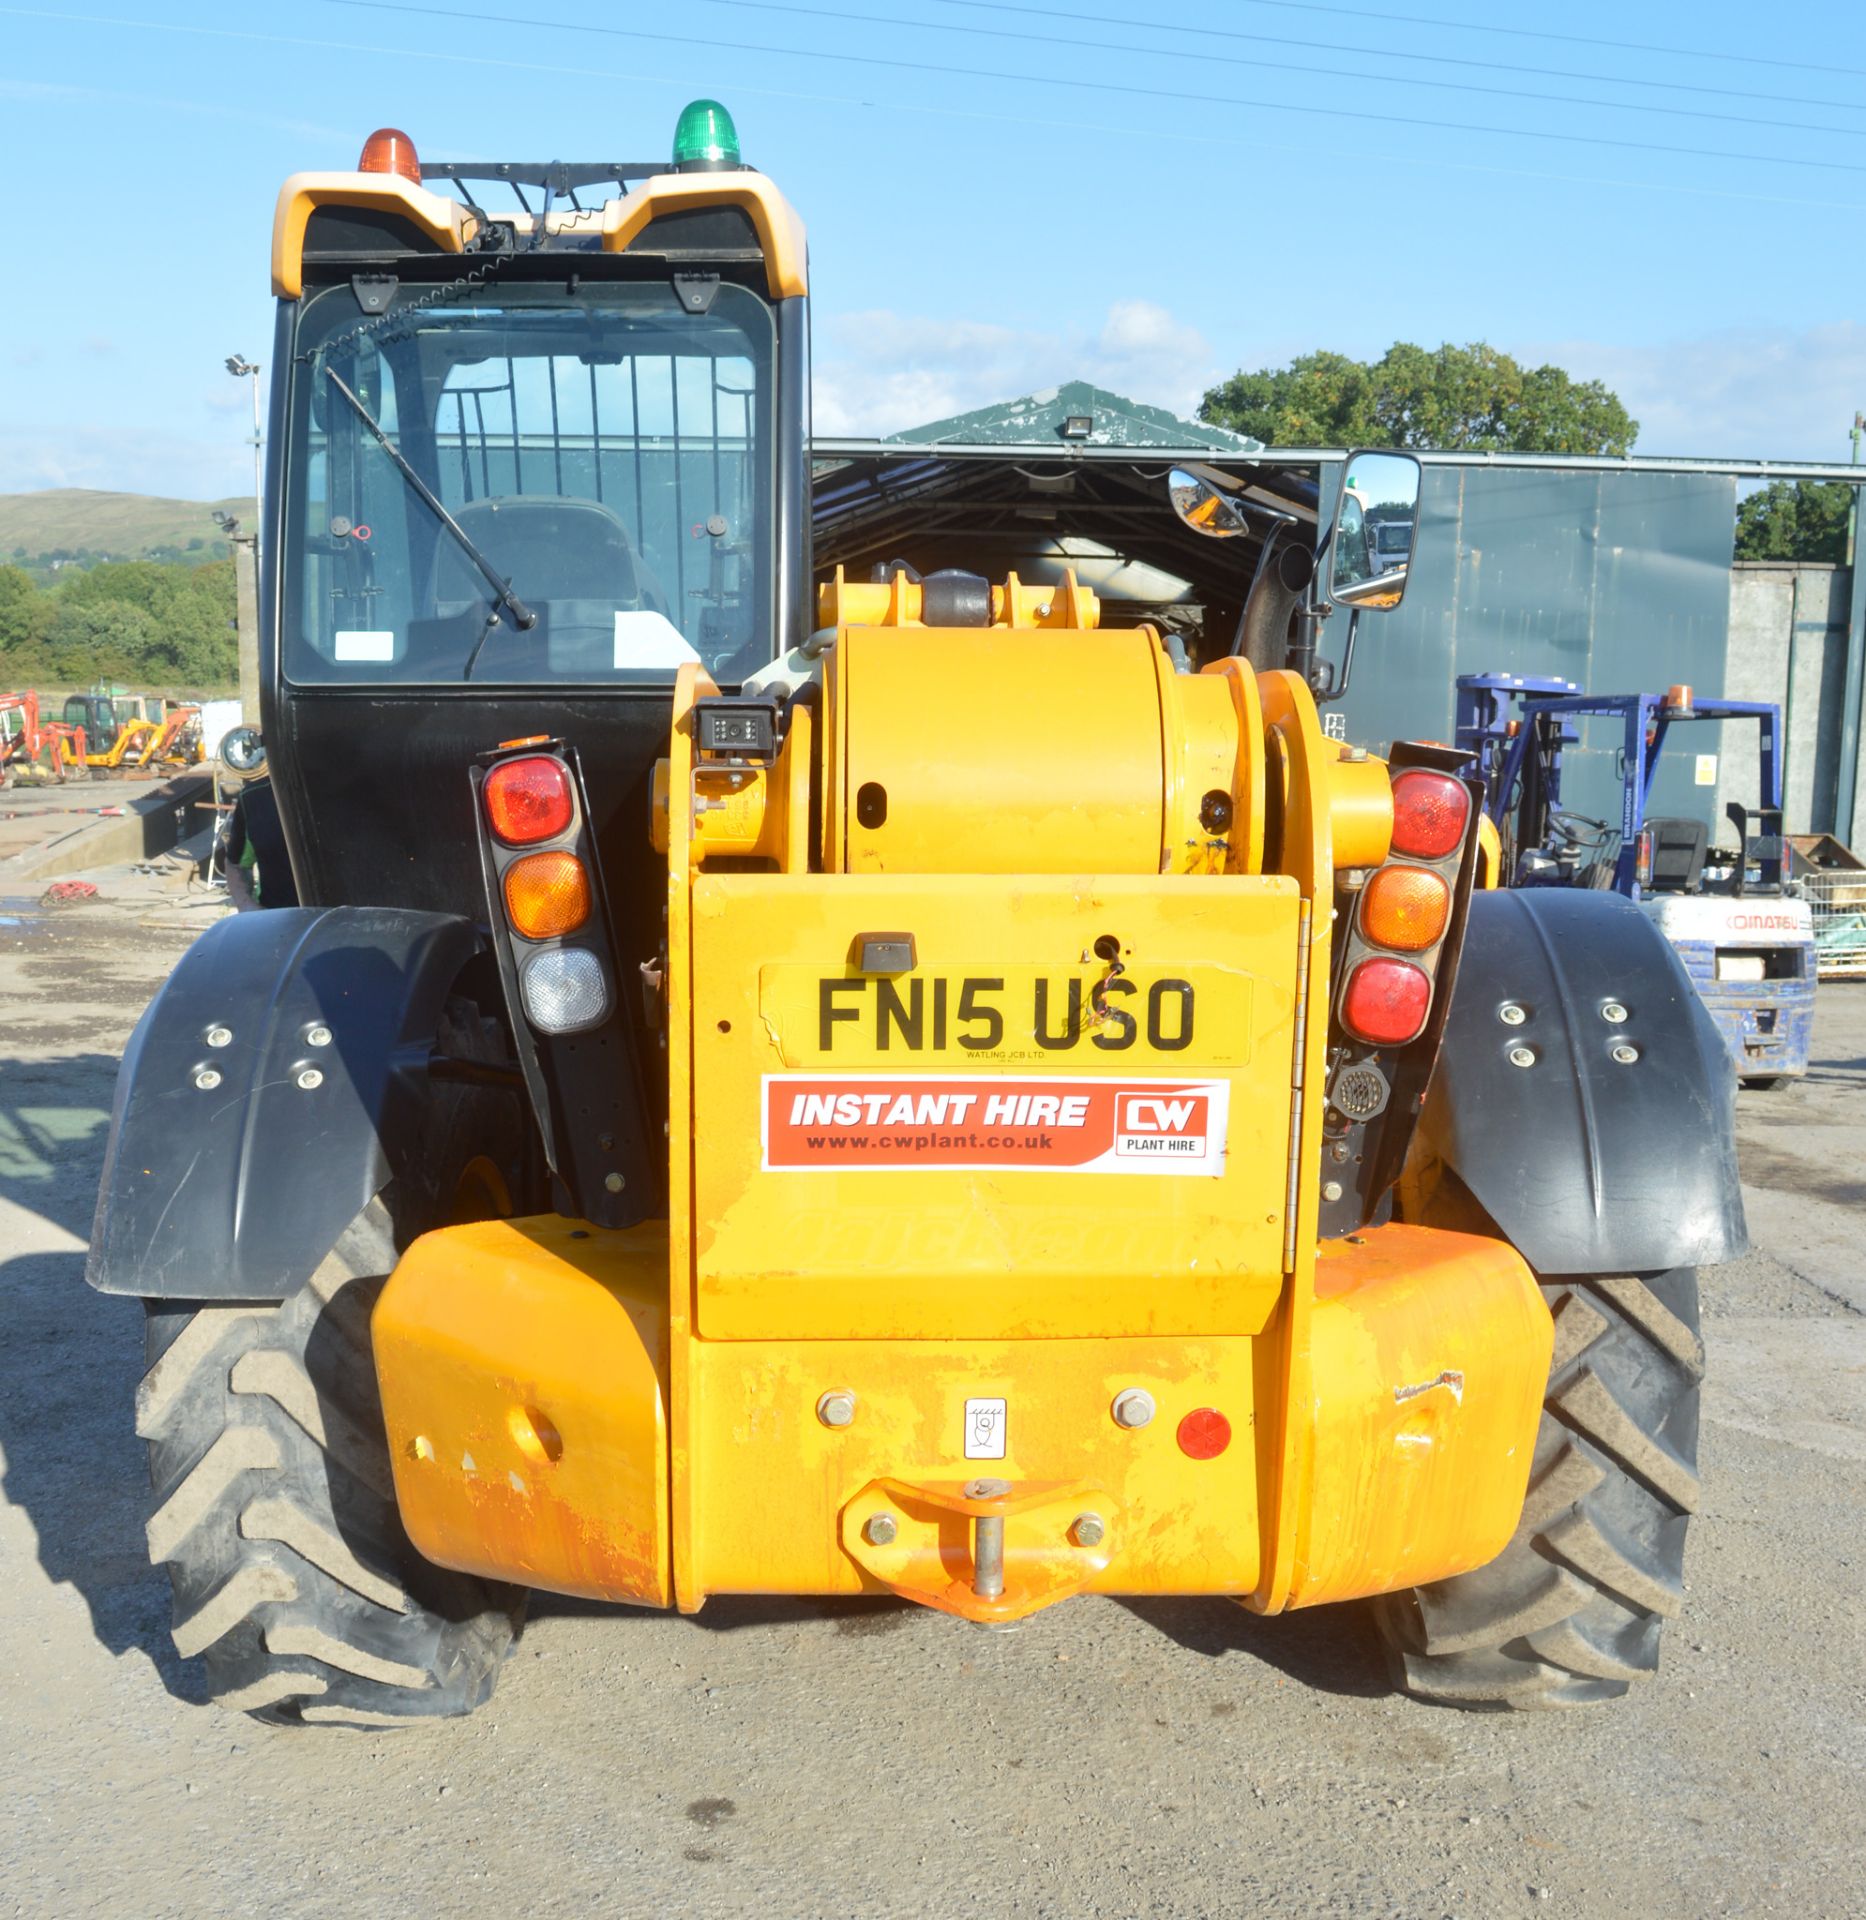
[
  {"xmin": 813, "ymin": 300, "xmax": 1220, "ymax": 436},
  {"xmin": 1524, "ymin": 322, "xmax": 1866, "ymax": 464}
]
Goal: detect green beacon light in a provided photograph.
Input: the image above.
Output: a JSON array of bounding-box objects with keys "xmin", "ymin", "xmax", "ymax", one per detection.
[{"xmin": 672, "ymin": 99, "xmax": 741, "ymax": 173}]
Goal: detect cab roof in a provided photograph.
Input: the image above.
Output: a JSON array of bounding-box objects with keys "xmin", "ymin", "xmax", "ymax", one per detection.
[{"xmin": 272, "ymin": 160, "xmax": 807, "ymax": 301}]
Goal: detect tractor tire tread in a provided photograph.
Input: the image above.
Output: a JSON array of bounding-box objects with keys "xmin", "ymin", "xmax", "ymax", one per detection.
[
  {"xmin": 139, "ymin": 1214, "xmax": 520, "ymax": 1726},
  {"xmin": 1375, "ymin": 1267, "xmax": 1700, "ymax": 1712}
]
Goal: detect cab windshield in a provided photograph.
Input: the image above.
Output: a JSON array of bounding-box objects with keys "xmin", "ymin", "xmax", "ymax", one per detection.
[{"xmin": 283, "ymin": 280, "xmax": 775, "ymax": 686}]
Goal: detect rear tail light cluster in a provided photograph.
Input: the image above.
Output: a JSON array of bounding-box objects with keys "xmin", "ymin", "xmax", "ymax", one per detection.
[
  {"xmin": 475, "ymin": 749, "xmax": 611, "ymax": 1034},
  {"xmin": 470, "ymin": 737, "xmax": 656, "ymax": 1231},
  {"xmin": 1336, "ymin": 767, "xmax": 1474, "ymax": 1047}
]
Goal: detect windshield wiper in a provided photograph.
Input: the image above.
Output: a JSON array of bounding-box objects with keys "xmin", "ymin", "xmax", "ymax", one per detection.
[{"xmin": 321, "ymin": 367, "xmax": 536, "ymax": 637}]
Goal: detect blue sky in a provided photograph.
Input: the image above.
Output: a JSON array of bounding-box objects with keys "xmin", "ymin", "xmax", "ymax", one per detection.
[{"xmin": 2, "ymin": 0, "xmax": 1863, "ymax": 498}]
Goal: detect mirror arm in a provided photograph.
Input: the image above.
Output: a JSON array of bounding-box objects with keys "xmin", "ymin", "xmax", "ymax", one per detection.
[
  {"xmin": 1284, "ymin": 603, "xmax": 1320, "ymax": 685},
  {"xmin": 1310, "ymin": 606, "xmax": 1360, "ymax": 704}
]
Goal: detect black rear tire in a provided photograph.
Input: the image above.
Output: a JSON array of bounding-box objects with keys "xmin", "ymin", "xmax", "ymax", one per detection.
[
  {"xmin": 141, "ymin": 1205, "xmax": 521, "ymax": 1726},
  {"xmin": 1373, "ymin": 1268, "xmax": 1702, "ymax": 1710},
  {"xmin": 139, "ymin": 995, "xmax": 530, "ymax": 1726}
]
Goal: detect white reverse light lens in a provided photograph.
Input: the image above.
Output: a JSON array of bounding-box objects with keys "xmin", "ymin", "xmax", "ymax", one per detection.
[{"xmin": 521, "ymin": 947, "xmax": 610, "ymax": 1033}]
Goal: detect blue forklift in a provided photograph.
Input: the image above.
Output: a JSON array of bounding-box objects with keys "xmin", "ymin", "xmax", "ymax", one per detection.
[{"xmin": 1457, "ymin": 673, "xmax": 1816, "ymax": 1085}]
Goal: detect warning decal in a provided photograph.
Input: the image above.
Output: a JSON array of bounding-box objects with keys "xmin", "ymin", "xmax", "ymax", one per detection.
[{"xmin": 761, "ymin": 1073, "xmax": 1229, "ymax": 1175}]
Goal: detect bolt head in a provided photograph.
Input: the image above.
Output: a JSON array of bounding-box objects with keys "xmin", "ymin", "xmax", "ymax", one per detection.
[
  {"xmin": 816, "ymin": 1390, "xmax": 857, "ymax": 1429},
  {"xmin": 296, "ymin": 1067, "xmax": 324, "ymax": 1091},
  {"xmin": 204, "ymin": 1025, "xmax": 233, "ymax": 1049},
  {"xmin": 1508, "ymin": 1045, "xmax": 1536, "ymax": 1069},
  {"xmin": 1600, "ymin": 1001, "xmax": 1629, "ymax": 1025},
  {"xmin": 1322, "ymin": 1179, "xmax": 1344, "ymax": 1203},
  {"xmin": 863, "ymin": 1512, "xmax": 898, "ymax": 1546},
  {"xmin": 1498, "ymin": 1002, "xmax": 1528, "ymax": 1026},
  {"xmin": 1611, "ymin": 1043, "xmax": 1640, "ymax": 1065},
  {"xmin": 1071, "ymin": 1512, "xmax": 1106, "ymax": 1549},
  {"xmin": 604, "ymin": 1171, "xmax": 626, "ymax": 1193},
  {"xmin": 193, "ymin": 1067, "xmax": 222, "ymax": 1091},
  {"xmin": 1111, "ymin": 1387, "xmax": 1156, "ymax": 1430},
  {"xmin": 306, "ymin": 1023, "xmax": 333, "ymax": 1047}
]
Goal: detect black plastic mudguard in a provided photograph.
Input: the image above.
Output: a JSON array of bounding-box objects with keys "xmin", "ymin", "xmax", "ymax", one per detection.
[
  {"xmin": 1410, "ymin": 889, "xmax": 1747, "ymax": 1276},
  {"xmin": 86, "ymin": 906, "xmax": 484, "ymax": 1299}
]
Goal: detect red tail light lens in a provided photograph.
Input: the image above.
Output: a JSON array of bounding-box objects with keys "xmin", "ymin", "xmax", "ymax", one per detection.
[
  {"xmin": 358, "ymin": 127, "xmax": 421, "ymax": 183},
  {"xmin": 485, "ymin": 756, "xmax": 573, "ymax": 845},
  {"xmin": 1342, "ymin": 957, "xmax": 1432, "ymax": 1046},
  {"xmin": 1390, "ymin": 769, "xmax": 1470, "ymax": 860},
  {"xmin": 1361, "ymin": 864, "xmax": 1451, "ymax": 952}
]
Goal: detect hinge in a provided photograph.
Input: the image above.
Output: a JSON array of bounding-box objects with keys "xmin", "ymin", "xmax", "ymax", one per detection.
[{"xmin": 350, "ymin": 273, "xmax": 399, "ymax": 316}]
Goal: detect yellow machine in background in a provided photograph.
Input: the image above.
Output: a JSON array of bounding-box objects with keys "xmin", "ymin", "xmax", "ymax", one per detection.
[{"xmin": 84, "ymin": 703, "xmax": 203, "ymax": 771}]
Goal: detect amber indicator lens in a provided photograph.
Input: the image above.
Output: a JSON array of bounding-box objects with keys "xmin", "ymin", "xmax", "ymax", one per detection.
[
  {"xmin": 1342, "ymin": 956, "xmax": 1432, "ymax": 1047},
  {"xmin": 1389, "ymin": 769, "xmax": 1470, "ymax": 860},
  {"xmin": 484, "ymin": 755, "xmax": 573, "ymax": 845},
  {"xmin": 1360, "ymin": 864, "xmax": 1450, "ymax": 952},
  {"xmin": 503, "ymin": 851, "xmax": 591, "ymax": 940},
  {"xmin": 1176, "ymin": 1408, "xmax": 1232, "ymax": 1460},
  {"xmin": 358, "ymin": 127, "xmax": 422, "ymax": 183}
]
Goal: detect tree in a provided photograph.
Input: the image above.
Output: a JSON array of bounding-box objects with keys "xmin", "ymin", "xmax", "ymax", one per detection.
[
  {"xmin": 1733, "ymin": 480, "xmax": 1855, "ymax": 565},
  {"xmin": 1201, "ymin": 342, "xmax": 1638, "ymax": 457},
  {"xmin": 44, "ymin": 598, "xmax": 155, "ymax": 680},
  {"xmin": 51, "ymin": 557, "xmax": 237, "ymax": 685},
  {"xmin": 0, "ymin": 565, "xmax": 48, "ymax": 657}
]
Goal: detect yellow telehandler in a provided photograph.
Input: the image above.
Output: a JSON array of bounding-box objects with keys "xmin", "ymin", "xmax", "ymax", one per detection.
[{"xmin": 88, "ymin": 107, "xmax": 1738, "ymax": 1725}]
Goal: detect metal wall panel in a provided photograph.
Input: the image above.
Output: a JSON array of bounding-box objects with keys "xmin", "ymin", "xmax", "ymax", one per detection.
[{"xmin": 1334, "ymin": 465, "xmax": 1737, "ymax": 826}]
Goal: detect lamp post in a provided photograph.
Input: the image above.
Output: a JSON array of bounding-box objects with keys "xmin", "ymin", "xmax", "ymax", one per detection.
[
  {"xmin": 225, "ymin": 355, "xmax": 263, "ymax": 549},
  {"xmin": 212, "ymin": 508, "xmax": 261, "ymax": 727}
]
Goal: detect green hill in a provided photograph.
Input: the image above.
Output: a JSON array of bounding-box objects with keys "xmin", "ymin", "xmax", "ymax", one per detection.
[{"xmin": 0, "ymin": 489, "xmax": 256, "ymax": 563}]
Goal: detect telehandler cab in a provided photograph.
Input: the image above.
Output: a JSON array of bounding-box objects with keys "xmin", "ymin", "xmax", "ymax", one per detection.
[{"xmin": 89, "ymin": 110, "xmax": 1742, "ymax": 1726}]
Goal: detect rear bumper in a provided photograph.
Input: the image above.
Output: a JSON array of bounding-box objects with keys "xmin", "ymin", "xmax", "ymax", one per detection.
[{"xmin": 373, "ymin": 1218, "xmax": 1548, "ymax": 1621}]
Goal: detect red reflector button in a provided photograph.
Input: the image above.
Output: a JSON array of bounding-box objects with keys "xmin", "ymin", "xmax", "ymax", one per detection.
[
  {"xmin": 1177, "ymin": 1407, "xmax": 1232, "ymax": 1460},
  {"xmin": 485, "ymin": 755, "xmax": 573, "ymax": 845},
  {"xmin": 1390, "ymin": 769, "xmax": 1470, "ymax": 860},
  {"xmin": 1341, "ymin": 956, "xmax": 1432, "ymax": 1047}
]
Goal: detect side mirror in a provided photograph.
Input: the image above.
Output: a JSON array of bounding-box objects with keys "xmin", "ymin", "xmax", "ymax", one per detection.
[
  {"xmin": 1324, "ymin": 450, "xmax": 1421, "ymax": 611},
  {"xmin": 1168, "ymin": 465, "xmax": 1250, "ymax": 539}
]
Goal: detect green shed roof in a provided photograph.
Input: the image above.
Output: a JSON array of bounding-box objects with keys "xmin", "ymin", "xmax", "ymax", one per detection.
[{"xmin": 886, "ymin": 380, "xmax": 1263, "ymax": 453}]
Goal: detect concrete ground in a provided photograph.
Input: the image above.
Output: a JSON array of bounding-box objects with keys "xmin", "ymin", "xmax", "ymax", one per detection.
[
  {"xmin": 0, "ymin": 774, "xmax": 214, "ymax": 878},
  {"xmin": 0, "ymin": 869, "xmax": 1861, "ymax": 1920}
]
